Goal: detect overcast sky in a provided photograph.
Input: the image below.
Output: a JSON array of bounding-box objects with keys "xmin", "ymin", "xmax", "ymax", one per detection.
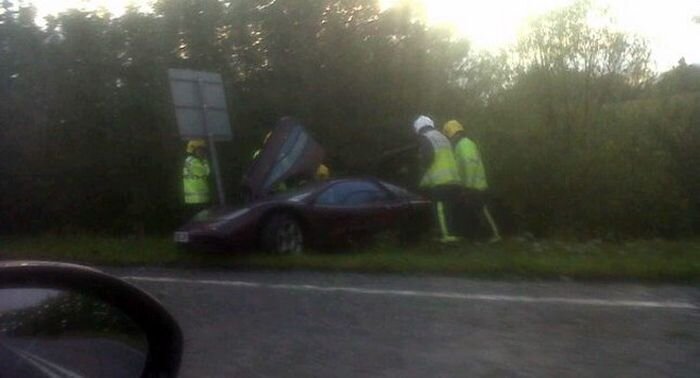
[{"xmin": 28, "ymin": 0, "xmax": 700, "ymax": 72}]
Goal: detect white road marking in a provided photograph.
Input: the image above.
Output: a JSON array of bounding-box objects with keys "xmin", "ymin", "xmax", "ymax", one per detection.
[
  {"xmin": 123, "ymin": 276, "xmax": 698, "ymax": 310},
  {"xmin": 15, "ymin": 354, "xmax": 61, "ymax": 378},
  {"xmin": 4, "ymin": 344, "xmax": 84, "ymax": 378},
  {"xmin": 20, "ymin": 350, "xmax": 84, "ymax": 378},
  {"xmin": 4, "ymin": 346, "xmax": 60, "ymax": 378}
]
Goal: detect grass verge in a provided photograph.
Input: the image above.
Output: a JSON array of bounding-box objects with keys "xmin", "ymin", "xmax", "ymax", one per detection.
[{"xmin": 1, "ymin": 235, "xmax": 700, "ymax": 282}]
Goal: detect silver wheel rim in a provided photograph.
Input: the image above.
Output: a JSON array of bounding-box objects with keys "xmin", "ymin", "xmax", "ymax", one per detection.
[{"xmin": 276, "ymin": 221, "xmax": 303, "ymax": 254}]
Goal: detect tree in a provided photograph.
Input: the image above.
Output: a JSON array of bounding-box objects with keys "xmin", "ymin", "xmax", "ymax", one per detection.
[
  {"xmin": 510, "ymin": 0, "xmax": 651, "ymax": 140},
  {"xmin": 655, "ymin": 58, "xmax": 700, "ymax": 95},
  {"xmin": 0, "ymin": 1, "xmax": 54, "ymax": 232},
  {"xmin": 516, "ymin": 0, "xmax": 651, "ymax": 84},
  {"xmin": 0, "ymin": 0, "xmax": 696, "ymax": 237},
  {"xmin": 482, "ymin": 1, "xmax": 679, "ymax": 236}
]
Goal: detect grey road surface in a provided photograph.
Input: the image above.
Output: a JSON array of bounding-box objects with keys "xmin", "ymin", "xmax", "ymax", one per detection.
[{"xmin": 115, "ymin": 268, "xmax": 700, "ymax": 378}]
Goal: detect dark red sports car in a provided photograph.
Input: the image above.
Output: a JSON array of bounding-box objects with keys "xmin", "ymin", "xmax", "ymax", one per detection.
[
  {"xmin": 175, "ymin": 178, "xmax": 431, "ymax": 253},
  {"xmin": 175, "ymin": 118, "xmax": 431, "ymax": 253}
]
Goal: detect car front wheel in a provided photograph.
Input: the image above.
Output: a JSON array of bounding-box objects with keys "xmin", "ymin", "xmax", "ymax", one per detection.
[{"xmin": 261, "ymin": 214, "xmax": 304, "ymax": 254}]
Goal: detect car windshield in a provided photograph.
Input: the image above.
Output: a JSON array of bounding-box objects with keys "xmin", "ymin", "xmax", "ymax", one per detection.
[
  {"xmin": 3, "ymin": 0, "xmax": 699, "ymax": 377},
  {"xmin": 315, "ymin": 180, "xmax": 389, "ymax": 206}
]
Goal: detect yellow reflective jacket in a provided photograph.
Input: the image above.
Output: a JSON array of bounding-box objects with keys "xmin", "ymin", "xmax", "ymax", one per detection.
[
  {"xmin": 420, "ymin": 129, "xmax": 460, "ymax": 188},
  {"xmin": 454, "ymin": 136, "xmax": 488, "ymax": 191},
  {"xmin": 183, "ymin": 156, "xmax": 210, "ymax": 204}
]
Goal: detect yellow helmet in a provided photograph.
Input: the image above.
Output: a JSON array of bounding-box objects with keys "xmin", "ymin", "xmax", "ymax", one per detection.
[
  {"xmin": 186, "ymin": 139, "xmax": 206, "ymax": 154},
  {"xmin": 442, "ymin": 120, "xmax": 464, "ymax": 139},
  {"xmin": 316, "ymin": 164, "xmax": 330, "ymax": 180}
]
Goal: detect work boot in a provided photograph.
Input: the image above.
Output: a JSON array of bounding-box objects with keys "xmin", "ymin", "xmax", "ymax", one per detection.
[
  {"xmin": 488, "ymin": 236, "xmax": 502, "ymax": 244},
  {"xmin": 438, "ymin": 235, "xmax": 460, "ymax": 243}
]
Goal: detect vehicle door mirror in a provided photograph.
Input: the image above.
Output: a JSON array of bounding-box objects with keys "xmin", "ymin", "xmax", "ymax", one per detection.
[
  {"xmin": 0, "ymin": 288, "xmax": 148, "ymax": 377},
  {"xmin": 0, "ymin": 262, "xmax": 182, "ymax": 378}
]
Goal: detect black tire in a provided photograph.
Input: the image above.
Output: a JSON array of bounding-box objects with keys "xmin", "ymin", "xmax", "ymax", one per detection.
[{"xmin": 260, "ymin": 214, "xmax": 304, "ymax": 254}]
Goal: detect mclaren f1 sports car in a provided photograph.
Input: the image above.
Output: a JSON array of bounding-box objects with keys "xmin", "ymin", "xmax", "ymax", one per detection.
[{"xmin": 175, "ymin": 118, "xmax": 431, "ymax": 253}]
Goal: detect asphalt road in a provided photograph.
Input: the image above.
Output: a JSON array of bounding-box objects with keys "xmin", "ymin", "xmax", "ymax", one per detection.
[{"xmin": 115, "ymin": 268, "xmax": 700, "ymax": 378}]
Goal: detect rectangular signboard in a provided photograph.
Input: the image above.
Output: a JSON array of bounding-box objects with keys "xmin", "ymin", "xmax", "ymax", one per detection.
[{"xmin": 168, "ymin": 69, "xmax": 232, "ymax": 141}]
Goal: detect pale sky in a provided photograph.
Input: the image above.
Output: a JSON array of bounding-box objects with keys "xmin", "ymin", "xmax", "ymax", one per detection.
[{"xmin": 28, "ymin": 0, "xmax": 700, "ymax": 72}]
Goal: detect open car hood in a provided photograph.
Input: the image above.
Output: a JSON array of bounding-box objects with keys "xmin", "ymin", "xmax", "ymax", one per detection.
[{"xmin": 243, "ymin": 117, "xmax": 324, "ymax": 200}]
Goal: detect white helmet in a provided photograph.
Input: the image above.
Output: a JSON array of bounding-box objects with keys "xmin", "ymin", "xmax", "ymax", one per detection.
[{"xmin": 413, "ymin": 115, "xmax": 434, "ymax": 134}]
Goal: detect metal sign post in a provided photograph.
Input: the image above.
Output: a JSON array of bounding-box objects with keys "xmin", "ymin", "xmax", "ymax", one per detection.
[
  {"xmin": 206, "ymin": 132, "xmax": 226, "ymax": 206},
  {"xmin": 168, "ymin": 69, "xmax": 233, "ymax": 206},
  {"xmin": 195, "ymin": 79, "xmax": 226, "ymax": 206}
]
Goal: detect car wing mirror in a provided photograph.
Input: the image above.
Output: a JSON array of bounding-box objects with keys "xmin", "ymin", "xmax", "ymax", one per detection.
[{"xmin": 0, "ymin": 261, "xmax": 182, "ymax": 378}]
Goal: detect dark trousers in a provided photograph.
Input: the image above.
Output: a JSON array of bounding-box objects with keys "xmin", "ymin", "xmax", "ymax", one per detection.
[{"xmin": 454, "ymin": 188, "xmax": 488, "ymax": 239}]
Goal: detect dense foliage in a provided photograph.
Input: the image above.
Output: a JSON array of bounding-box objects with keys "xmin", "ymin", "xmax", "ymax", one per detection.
[{"xmin": 1, "ymin": 0, "xmax": 698, "ymax": 237}]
